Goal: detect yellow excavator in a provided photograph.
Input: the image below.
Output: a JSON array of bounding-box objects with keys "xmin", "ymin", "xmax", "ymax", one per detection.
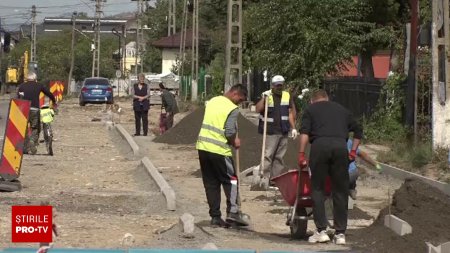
[{"xmin": 4, "ymin": 50, "xmax": 37, "ymax": 94}]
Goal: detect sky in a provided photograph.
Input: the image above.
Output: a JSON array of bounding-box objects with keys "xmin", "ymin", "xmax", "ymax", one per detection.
[{"xmin": 0, "ymin": 0, "xmax": 153, "ymax": 31}]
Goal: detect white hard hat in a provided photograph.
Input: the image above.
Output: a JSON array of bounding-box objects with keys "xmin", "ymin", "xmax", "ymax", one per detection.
[{"xmin": 271, "ymin": 75, "xmax": 285, "ymax": 85}]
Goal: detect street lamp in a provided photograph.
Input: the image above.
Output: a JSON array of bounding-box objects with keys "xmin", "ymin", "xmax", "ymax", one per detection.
[
  {"xmin": 111, "ymin": 28, "xmax": 122, "ymax": 96},
  {"xmin": 111, "ymin": 28, "xmax": 122, "ymax": 73}
]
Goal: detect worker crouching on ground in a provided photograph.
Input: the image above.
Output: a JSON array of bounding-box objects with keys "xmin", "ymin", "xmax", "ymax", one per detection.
[
  {"xmin": 346, "ymin": 138, "xmax": 382, "ymax": 200},
  {"xmin": 17, "ymin": 72, "xmax": 56, "ymax": 155},
  {"xmin": 298, "ymin": 89, "xmax": 363, "ymax": 245},
  {"xmin": 196, "ymin": 84, "xmax": 249, "ymax": 227},
  {"xmin": 255, "ymin": 75, "xmax": 297, "ymax": 186}
]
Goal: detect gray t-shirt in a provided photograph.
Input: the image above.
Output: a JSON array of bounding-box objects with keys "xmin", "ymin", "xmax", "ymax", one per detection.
[{"xmin": 224, "ymin": 108, "xmax": 239, "ymax": 138}]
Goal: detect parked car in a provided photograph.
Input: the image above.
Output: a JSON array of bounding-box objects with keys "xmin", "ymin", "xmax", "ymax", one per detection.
[{"xmin": 79, "ymin": 77, "xmax": 114, "ymax": 106}]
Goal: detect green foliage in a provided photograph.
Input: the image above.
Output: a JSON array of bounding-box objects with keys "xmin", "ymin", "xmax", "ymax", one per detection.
[
  {"xmin": 142, "ymin": 0, "xmax": 172, "ymax": 41},
  {"xmin": 360, "ymin": 0, "xmax": 400, "ymax": 49},
  {"xmin": 377, "ymin": 140, "xmax": 432, "ymax": 171},
  {"xmin": 409, "ymin": 143, "xmax": 432, "ymax": 169},
  {"xmin": 142, "ymin": 46, "xmax": 162, "ymax": 73},
  {"xmin": 206, "ymin": 52, "xmax": 225, "ymax": 96},
  {"xmin": 432, "ymin": 147, "xmax": 450, "ymax": 173},
  {"xmin": 4, "ymin": 31, "xmax": 121, "ymax": 82},
  {"xmin": 244, "ymin": 0, "xmax": 372, "ymax": 89},
  {"xmin": 363, "ymin": 72, "xmax": 408, "ymax": 142}
]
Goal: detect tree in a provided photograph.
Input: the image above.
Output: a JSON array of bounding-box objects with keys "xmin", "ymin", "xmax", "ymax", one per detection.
[
  {"xmin": 244, "ymin": 0, "xmax": 372, "ymax": 90},
  {"xmin": 358, "ymin": 0, "xmax": 403, "ymax": 81}
]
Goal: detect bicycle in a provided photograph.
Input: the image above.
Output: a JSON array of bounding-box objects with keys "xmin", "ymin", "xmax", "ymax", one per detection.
[{"xmin": 40, "ymin": 104, "xmax": 56, "ymax": 156}]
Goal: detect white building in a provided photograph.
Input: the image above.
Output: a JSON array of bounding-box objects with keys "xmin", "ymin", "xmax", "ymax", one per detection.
[{"xmin": 152, "ymin": 30, "xmax": 192, "ymax": 74}]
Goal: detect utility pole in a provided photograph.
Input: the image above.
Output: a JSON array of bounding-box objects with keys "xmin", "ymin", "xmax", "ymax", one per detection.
[
  {"xmin": 225, "ymin": 0, "xmax": 242, "ymax": 92},
  {"xmin": 135, "ymin": 0, "xmax": 146, "ymax": 76},
  {"xmin": 30, "ymin": 5, "xmax": 37, "ymax": 63},
  {"xmin": 191, "ymin": 0, "xmax": 199, "ymax": 101},
  {"xmin": 178, "ymin": 0, "xmax": 188, "ymax": 78},
  {"xmin": 168, "ymin": 0, "xmax": 176, "ymax": 36},
  {"xmin": 91, "ymin": 0, "xmax": 103, "ymax": 77},
  {"xmin": 68, "ymin": 12, "xmax": 77, "ymax": 95},
  {"xmin": 431, "ymin": 0, "xmax": 450, "ymax": 149}
]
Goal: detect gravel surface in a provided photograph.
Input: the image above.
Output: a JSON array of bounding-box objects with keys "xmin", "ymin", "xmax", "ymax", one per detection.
[{"xmin": 2, "ymin": 97, "xmax": 447, "ymax": 253}]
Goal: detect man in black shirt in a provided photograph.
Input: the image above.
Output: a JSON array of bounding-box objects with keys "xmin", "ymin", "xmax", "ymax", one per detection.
[
  {"xmin": 298, "ymin": 89, "xmax": 362, "ymax": 245},
  {"xmin": 17, "ymin": 72, "xmax": 57, "ymax": 155}
]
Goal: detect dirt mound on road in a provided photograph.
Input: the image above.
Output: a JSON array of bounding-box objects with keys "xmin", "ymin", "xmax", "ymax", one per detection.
[
  {"xmin": 153, "ymin": 108, "xmax": 205, "ymax": 145},
  {"xmin": 352, "ymin": 179, "xmax": 450, "ymax": 253},
  {"xmin": 153, "ymin": 107, "xmax": 299, "ymax": 170}
]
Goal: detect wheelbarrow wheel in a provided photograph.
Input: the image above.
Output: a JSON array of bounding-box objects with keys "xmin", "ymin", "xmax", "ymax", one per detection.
[{"xmin": 290, "ymin": 207, "xmax": 307, "ymax": 239}]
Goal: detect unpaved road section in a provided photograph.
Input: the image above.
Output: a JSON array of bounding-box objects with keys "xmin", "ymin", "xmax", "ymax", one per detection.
[
  {"xmin": 0, "ymin": 100, "xmax": 177, "ymax": 248},
  {"xmin": 115, "ymin": 99, "xmax": 407, "ymax": 252}
]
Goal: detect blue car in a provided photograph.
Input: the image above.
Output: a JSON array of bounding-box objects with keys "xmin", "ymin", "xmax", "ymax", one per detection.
[{"xmin": 79, "ymin": 77, "xmax": 114, "ymax": 106}]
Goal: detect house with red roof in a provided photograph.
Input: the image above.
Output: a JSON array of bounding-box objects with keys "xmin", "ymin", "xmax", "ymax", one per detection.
[{"xmin": 152, "ymin": 30, "xmax": 192, "ymax": 74}]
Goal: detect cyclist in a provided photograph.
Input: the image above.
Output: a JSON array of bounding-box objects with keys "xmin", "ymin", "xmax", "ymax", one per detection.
[
  {"xmin": 40, "ymin": 103, "xmax": 56, "ymax": 155},
  {"xmin": 17, "ymin": 72, "xmax": 56, "ymax": 155}
]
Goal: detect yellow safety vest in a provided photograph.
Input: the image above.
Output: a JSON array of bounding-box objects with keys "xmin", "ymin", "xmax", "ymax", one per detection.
[
  {"xmin": 40, "ymin": 108, "xmax": 54, "ymax": 124},
  {"xmin": 258, "ymin": 91, "xmax": 291, "ymax": 134},
  {"xmin": 196, "ymin": 96, "xmax": 238, "ymax": 156}
]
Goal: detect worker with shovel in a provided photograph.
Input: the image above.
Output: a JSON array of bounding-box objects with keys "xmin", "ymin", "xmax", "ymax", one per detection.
[
  {"xmin": 253, "ymin": 75, "xmax": 297, "ymax": 190},
  {"xmin": 196, "ymin": 84, "xmax": 250, "ymax": 227}
]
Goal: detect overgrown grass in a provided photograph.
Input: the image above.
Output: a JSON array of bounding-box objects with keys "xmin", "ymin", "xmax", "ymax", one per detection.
[
  {"xmin": 376, "ymin": 139, "xmax": 450, "ymax": 182},
  {"xmin": 376, "ymin": 140, "xmax": 433, "ymax": 173}
]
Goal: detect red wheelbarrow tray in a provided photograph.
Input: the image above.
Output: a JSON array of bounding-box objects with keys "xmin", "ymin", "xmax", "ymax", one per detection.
[{"xmin": 271, "ymin": 169, "xmax": 332, "ymax": 207}]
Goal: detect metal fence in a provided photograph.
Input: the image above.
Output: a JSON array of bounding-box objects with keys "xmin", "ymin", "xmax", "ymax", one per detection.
[{"xmin": 322, "ymin": 77, "xmax": 384, "ymax": 119}]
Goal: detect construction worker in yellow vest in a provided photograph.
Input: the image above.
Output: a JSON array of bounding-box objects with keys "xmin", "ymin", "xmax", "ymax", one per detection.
[
  {"xmin": 255, "ymin": 75, "xmax": 297, "ymax": 186},
  {"xmin": 196, "ymin": 84, "xmax": 249, "ymax": 227}
]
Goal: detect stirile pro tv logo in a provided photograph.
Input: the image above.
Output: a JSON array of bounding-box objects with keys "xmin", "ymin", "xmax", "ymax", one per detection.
[{"xmin": 12, "ymin": 206, "xmax": 53, "ymax": 243}]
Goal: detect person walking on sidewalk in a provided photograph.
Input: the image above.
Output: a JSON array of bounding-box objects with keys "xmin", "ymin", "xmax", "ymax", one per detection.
[
  {"xmin": 347, "ymin": 139, "xmax": 382, "ymax": 200},
  {"xmin": 255, "ymin": 75, "xmax": 297, "ymax": 183},
  {"xmin": 196, "ymin": 84, "xmax": 249, "ymax": 227},
  {"xmin": 298, "ymin": 89, "xmax": 363, "ymax": 245},
  {"xmin": 17, "ymin": 72, "xmax": 56, "ymax": 155},
  {"xmin": 159, "ymin": 82, "xmax": 179, "ymax": 130},
  {"xmin": 131, "ymin": 73, "xmax": 150, "ymax": 136}
]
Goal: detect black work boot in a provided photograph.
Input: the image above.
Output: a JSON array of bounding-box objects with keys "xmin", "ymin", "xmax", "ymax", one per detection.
[
  {"xmin": 210, "ymin": 217, "xmax": 229, "ymax": 228},
  {"xmin": 226, "ymin": 212, "xmax": 249, "ymax": 226}
]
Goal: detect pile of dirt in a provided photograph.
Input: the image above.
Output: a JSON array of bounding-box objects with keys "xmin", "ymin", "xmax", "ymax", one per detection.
[
  {"xmin": 153, "ymin": 107, "xmax": 205, "ymax": 145},
  {"xmin": 154, "ymin": 107, "xmax": 300, "ymax": 170},
  {"xmin": 352, "ymin": 179, "xmax": 450, "ymax": 252}
]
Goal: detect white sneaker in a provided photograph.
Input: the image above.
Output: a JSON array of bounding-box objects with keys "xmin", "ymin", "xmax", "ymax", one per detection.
[
  {"xmin": 308, "ymin": 230, "xmax": 330, "ymax": 243},
  {"xmin": 333, "ymin": 233, "xmax": 346, "ymax": 245},
  {"xmin": 349, "ymin": 189, "xmax": 357, "ymax": 200}
]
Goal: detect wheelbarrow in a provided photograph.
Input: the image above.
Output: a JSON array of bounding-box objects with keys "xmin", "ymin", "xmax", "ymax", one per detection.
[
  {"xmin": 159, "ymin": 112, "xmax": 167, "ymax": 134},
  {"xmin": 271, "ymin": 168, "xmax": 331, "ymax": 239}
]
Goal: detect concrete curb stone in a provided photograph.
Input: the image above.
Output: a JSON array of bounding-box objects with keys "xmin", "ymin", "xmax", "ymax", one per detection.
[
  {"xmin": 115, "ymin": 124, "xmax": 139, "ymax": 156},
  {"xmin": 141, "ymin": 157, "xmax": 176, "ymax": 211},
  {"xmin": 384, "ymin": 214, "xmax": 412, "ymax": 236}
]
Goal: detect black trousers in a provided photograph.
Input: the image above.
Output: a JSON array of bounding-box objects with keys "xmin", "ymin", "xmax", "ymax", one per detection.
[
  {"xmin": 309, "ymin": 137, "xmax": 349, "ymax": 233},
  {"xmin": 134, "ymin": 110, "xmax": 148, "ymax": 135},
  {"xmin": 198, "ymin": 150, "xmax": 239, "ymax": 218},
  {"xmin": 24, "ymin": 110, "xmax": 40, "ymax": 152}
]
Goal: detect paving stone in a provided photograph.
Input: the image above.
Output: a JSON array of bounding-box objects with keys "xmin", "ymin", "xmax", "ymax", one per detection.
[
  {"xmin": 202, "ymin": 242, "xmax": 218, "ymax": 250},
  {"xmin": 179, "ymin": 212, "xmax": 195, "ymax": 235}
]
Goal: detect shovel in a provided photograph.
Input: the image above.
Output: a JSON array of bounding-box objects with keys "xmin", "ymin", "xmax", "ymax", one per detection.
[
  {"xmin": 250, "ymin": 96, "xmax": 270, "ymax": 191},
  {"xmin": 234, "ymin": 123, "xmax": 251, "ymax": 225}
]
